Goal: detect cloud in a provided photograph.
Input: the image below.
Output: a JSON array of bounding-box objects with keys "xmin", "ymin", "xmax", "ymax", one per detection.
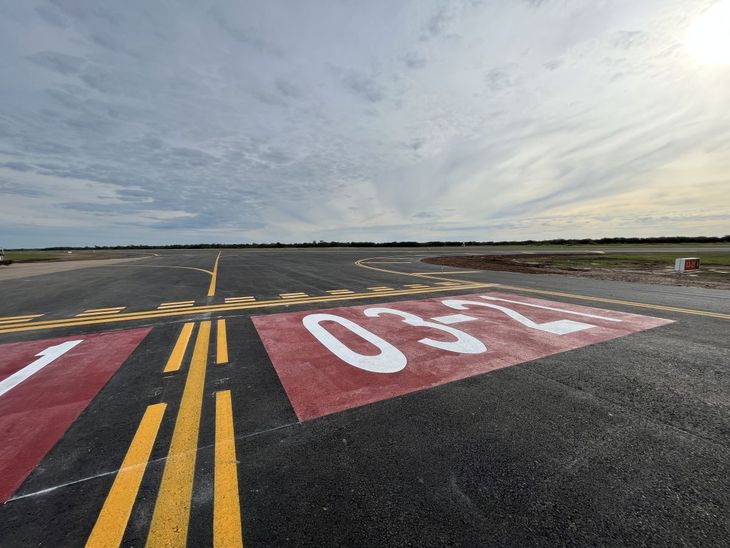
[{"xmin": 0, "ymin": 0, "xmax": 728, "ymax": 247}]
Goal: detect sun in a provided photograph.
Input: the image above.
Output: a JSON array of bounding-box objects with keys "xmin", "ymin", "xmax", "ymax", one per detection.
[{"xmin": 688, "ymin": 0, "xmax": 730, "ymax": 65}]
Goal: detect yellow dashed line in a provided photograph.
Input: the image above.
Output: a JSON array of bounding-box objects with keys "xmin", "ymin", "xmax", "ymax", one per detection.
[
  {"xmin": 326, "ymin": 289, "xmax": 354, "ymax": 294},
  {"xmin": 0, "ymin": 315, "xmax": 43, "ymax": 324},
  {"xmin": 214, "ymin": 391, "xmax": 243, "ymax": 547},
  {"xmin": 216, "ymin": 319, "xmax": 228, "ymax": 365},
  {"xmin": 404, "ymin": 284, "xmax": 430, "ymax": 288},
  {"xmin": 280, "ymin": 292, "xmax": 309, "ymax": 299},
  {"xmin": 164, "ymin": 322, "xmax": 195, "ymax": 373},
  {"xmin": 76, "ymin": 307, "xmax": 125, "ymax": 317},
  {"xmin": 86, "ymin": 403, "xmax": 167, "ymax": 548},
  {"xmin": 224, "ymin": 296, "xmax": 256, "ymax": 303},
  {"xmin": 158, "ymin": 301, "xmax": 195, "ymax": 309},
  {"xmin": 368, "ymin": 286, "xmax": 395, "ymax": 292}
]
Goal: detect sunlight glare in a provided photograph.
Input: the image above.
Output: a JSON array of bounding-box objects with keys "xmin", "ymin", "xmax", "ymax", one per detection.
[{"xmin": 688, "ymin": 0, "xmax": 730, "ymax": 65}]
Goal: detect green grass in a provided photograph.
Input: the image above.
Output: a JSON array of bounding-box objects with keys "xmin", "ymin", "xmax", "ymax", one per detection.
[
  {"xmin": 2, "ymin": 251, "xmax": 66, "ymax": 262},
  {"xmin": 520, "ymin": 253, "xmax": 730, "ymax": 270}
]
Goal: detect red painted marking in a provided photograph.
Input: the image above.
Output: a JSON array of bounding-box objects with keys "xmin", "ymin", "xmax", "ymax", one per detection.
[
  {"xmin": 0, "ymin": 327, "xmax": 150, "ymax": 503},
  {"xmin": 253, "ymin": 292, "xmax": 673, "ymax": 421}
]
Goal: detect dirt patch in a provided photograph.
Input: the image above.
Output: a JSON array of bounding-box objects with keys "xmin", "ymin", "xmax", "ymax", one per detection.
[{"xmin": 423, "ymin": 253, "xmax": 730, "ymax": 290}]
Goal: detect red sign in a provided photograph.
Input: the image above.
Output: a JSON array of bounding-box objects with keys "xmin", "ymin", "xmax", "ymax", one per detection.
[
  {"xmin": 0, "ymin": 328, "xmax": 150, "ymax": 503},
  {"xmin": 253, "ymin": 292, "xmax": 672, "ymax": 421}
]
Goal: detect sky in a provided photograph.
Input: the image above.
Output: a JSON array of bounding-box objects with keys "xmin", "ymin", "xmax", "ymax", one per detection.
[{"xmin": 1, "ymin": 0, "xmax": 729, "ymax": 247}]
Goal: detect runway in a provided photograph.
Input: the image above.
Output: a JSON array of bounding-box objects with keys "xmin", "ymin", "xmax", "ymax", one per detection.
[{"xmin": 0, "ymin": 246, "xmax": 728, "ymax": 546}]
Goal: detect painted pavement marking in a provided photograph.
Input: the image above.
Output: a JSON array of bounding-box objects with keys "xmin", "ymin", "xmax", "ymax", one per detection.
[
  {"xmin": 147, "ymin": 320, "xmax": 210, "ymax": 546},
  {"xmin": 217, "ymin": 319, "xmax": 229, "ymax": 365},
  {"xmin": 225, "ymin": 296, "xmax": 256, "ymax": 303},
  {"xmin": 280, "ymin": 292, "xmax": 309, "ymax": 299},
  {"xmin": 86, "ymin": 403, "xmax": 167, "ymax": 548},
  {"xmin": 214, "ymin": 390, "xmax": 243, "ymax": 548},
  {"xmin": 0, "ymin": 328, "xmax": 151, "ymax": 503},
  {"xmin": 208, "ymin": 251, "xmax": 222, "ymax": 297},
  {"xmin": 163, "ymin": 322, "xmax": 195, "ymax": 373},
  {"xmin": 252, "ymin": 291, "xmax": 673, "ymax": 421},
  {"xmin": 158, "ymin": 301, "xmax": 195, "ymax": 309},
  {"xmin": 76, "ymin": 307, "xmax": 126, "ymax": 317}
]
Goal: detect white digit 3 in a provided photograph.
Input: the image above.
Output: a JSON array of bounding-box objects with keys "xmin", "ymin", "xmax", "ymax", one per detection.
[
  {"xmin": 363, "ymin": 307, "xmax": 487, "ymax": 354},
  {"xmin": 302, "ymin": 313, "xmax": 407, "ymax": 373}
]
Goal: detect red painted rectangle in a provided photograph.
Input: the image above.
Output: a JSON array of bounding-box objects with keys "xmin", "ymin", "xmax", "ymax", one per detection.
[
  {"xmin": 252, "ymin": 291, "xmax": 673, "ymax": 421},
  {"xmin": 0, "ymin": 327, "xmax": 150, "ymax": 503}
]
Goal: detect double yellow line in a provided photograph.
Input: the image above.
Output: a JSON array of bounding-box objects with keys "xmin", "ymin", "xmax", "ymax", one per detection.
[{"xmin": 87, "ymin": 320, "xmax": 242, "ymax": 547}]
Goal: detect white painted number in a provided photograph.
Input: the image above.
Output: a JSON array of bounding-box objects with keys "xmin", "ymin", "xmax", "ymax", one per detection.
[
  {"xmin": 302, "ymin": 314, "xmax": 406, "ymax": 373},
  {"xmin": 363, "ymin": 307, "xmax": 487, "ymax": 354},
  {"xmin": 441, "ymin": 298, "xmax": 595, "ymax": 335},
  {"xmin": 0, "ymin": 340, "xmax": 83, "ymax": 398}
]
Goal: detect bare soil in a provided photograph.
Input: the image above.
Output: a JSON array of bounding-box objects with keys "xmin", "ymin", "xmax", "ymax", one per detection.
[{"xmin": 423, "ymin": 254, "xmax": 730, "ymax": 290}]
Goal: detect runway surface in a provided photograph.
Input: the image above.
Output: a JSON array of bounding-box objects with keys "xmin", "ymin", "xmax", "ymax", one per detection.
[{"xmin": 0, "ymin": 246, "xmax": 728, "ymax": 546}]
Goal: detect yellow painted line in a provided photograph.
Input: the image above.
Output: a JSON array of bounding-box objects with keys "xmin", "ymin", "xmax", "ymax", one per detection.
[
  {"xmin": 0, "ymin": 317, "xmax": 41, "ymax": 325},
  {"xmin": 435, "ymin": 282, "xmax": 462, "ymax": 286},
  {"xmin": 404, "ymin": 284, "xmax": 430, "ymax": 288},
  {"xmin": 326, "ymin": 289, "xmax": 354, "ymax": 294},
  {"xmin": 164, "ymin": 322, "xmax": 195, "ymax": 373},
  {"xmin": 76, "ymin": 308, "xmax": 125, "ymax": 317},
  {"xmin": 0, "ymin": 314, "xmax": 43, "ymax": 322},
  {"xmin": 159, "ymin": 300, "xmax": 195, "ymax": 306},
  {"xmin": 225, "ymin": 296, "xmax": 255, "ymax": 303},
  {"xmin": 158, "ymin": 302, "xmax": 195, "ymax": 309},
  {"xmin": 208, "ymin": 251, "xmax": 222, "ymax": 297},
  {"xmin": 86, "ymin": 403, "xmax": 167, "ymax": 548},
  {"xmin": 217, "ymin": 319, "xmax": 228, "ymax": 365},
  {"xmin": 214, "ymin": 390, "xmax": 243, "ymax": 547},
  {"xmin": 81, "ymin": 307, "xmax": 125, "ymax": 313},
  {"xmin": 280, "ymin": 292, "xmax": 309, "ymax": 299},
  {"xmin": 0, "ymin": 284, "xmax": 493, "ymax": 334},
  {"xmin": 368, "ymin": 287, "xmax": 394, "ymax": 292},
  {"xmin": 147, "ymin": 321, "xmax": 211, "ymax": 547}
]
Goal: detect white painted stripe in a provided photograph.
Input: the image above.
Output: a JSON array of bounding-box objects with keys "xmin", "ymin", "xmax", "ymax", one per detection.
[
  {"xmin": 0, "ymin": 340, "xmax": 83, "ymax": 397},
  {"xmin": 480, "ymin": 295, "xmax": 623, "ymax": 322},
  {"xmin": 431, "ymin": 313, "xmax": 479, "ymax": 325}
]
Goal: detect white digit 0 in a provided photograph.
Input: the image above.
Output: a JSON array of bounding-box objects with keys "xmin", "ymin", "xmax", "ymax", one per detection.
[{"xmin": 302, "ymin": 313, "xmax": 407, "ymax": 373}]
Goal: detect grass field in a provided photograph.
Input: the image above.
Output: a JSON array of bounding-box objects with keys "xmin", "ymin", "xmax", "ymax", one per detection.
[{"xmin": 2, "ymin": 250, "xmax": 142, "ymax": 263}]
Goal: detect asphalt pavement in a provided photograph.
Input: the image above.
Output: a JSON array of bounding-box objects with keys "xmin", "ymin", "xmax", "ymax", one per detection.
[{"xmin": 0, "ymin": 246, "xmax": 728, "ymax": 546}]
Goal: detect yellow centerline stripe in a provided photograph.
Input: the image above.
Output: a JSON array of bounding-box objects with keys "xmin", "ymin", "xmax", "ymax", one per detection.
[
  {"xmin": 81, "ymin": 307, "xmax": 125, "ymax": 313},
  {"xmin": 217, "ymin": 319, "xmax": 228, "ymax": 365},
  {"xmin": 214, "ymin": 390, "xmax": 243, "ymax": 547},
  {"xmin": 326, "ymin": 289, "xmax": 354, "ymax": 294},
  {"xmin": 86, "ymin": 403, "xmax": 167, "ymax": 548},
  {"xmin": 147, "ymin": 320, "xmax": 211, "ymax": 547},
  {"xmin": 208, "ymin": 251, "xmax": 221, "ymax": 297},
  {"xmin": 280, "ymin": 292, "xmax": 309, "ymax": 298},
  {"xmin": 164, "ymin": 322, "xmax": 195, "ymax": 373}
]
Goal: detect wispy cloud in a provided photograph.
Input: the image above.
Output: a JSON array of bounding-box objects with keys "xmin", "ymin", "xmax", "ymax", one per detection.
[{"xmin": 0, "ymin": 0, "xmax": 728, "ymax": 246}]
